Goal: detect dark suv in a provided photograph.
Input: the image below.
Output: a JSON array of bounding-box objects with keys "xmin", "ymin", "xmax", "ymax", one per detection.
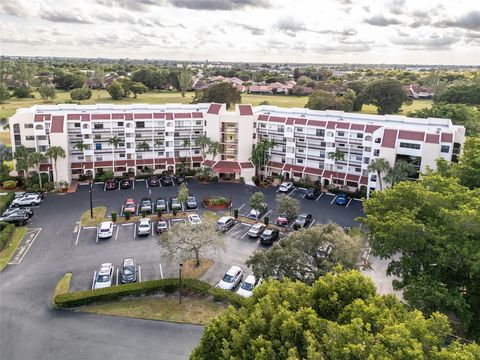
[
  {"xmin": 305, "ymin": 187, "xmax": 320, "ymax": 199},
  {"xmin": 120, "ymin": 258, "xmax": 137, "ymax": 284}
]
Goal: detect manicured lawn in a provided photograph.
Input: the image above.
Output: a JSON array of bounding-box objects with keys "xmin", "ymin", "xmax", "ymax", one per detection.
[
  {"xmin": 82, "ymin": 294, "xmax": 225, "ymax": 325},
  {"xmin": 53, "ymin": 272, "xmax": 72, "ymax": 298},
  {"xmin": 0, "ymin": 226, "xmax": 27, "ymax": 271},
  {"xmin": 360, "ymin": 99, "xmax": 432, "ymax": 115},
  {"xmin": 0, "ymin": 190, "xmax": 14, "ymax": 210},
  {"xmin": 182, "ymin": 258, "xmax": 213, "ymax": 279},
  {"xmin": 242, "ymin": 93, "xmax": 309, "ymax": 108},
  {"xmin": 0, "ymin": 131, "xmax": 10, "ymax": 146},
  {"xmin": 80, "ymin": 206, "xmax": 107, "ymax": 227}
]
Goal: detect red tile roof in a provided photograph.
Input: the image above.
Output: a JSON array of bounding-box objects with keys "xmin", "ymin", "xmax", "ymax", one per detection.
[
  {"xmin": 269, "ymin": 116, "xmax": 286, "ymax": 123},
  {"xmin": 238, "ymin": 105, "xmax": 253, "ymax": 116},
  {"xmin": 153, "ymin": 113, "xmax": 166, "ymax": 119},
  {"xmin": 67, "ymin": 114, "xmax": 81, "ymax": 120},
  {"xmin": 381, "ymin": 129, "xmax": 398, "ymax": 148},
  {"xmin": 350, "ymin": 123, "xmax": 365, "ymax": 131},
  {"xmin": 81, "ymin": 114, "xmax": 90, "ymax": 121},
  {"xmin": 303, "ymin": 167, "xmax": 323, "ymax": 176},
  {"xmin": 202, "ymin": 159, "xmax": 215, "ymax": 167},
  {"xmin": 336, "ymin": 122, "xmax": 350, "ymax": 129},
  {"xmin": 134, "ymin": 113, "xmax": 152, "ymax": 119},
  {"xmin": 191, "ymin": 156, "xmax": 203, "ymax": 162},
  {"xmin": 207, "ymin": 103, "xmax": 222, "ymax": 115},
  {"xmin": 34, "ymin": 114, "xmax": 45, "ymax": 122},
  {"xmin": 267, "ymin": 161, "xmax": 284, "ymax": 169},
  {"xmin": 398, "ymin": 130, "xmax": 424, "ymax": 141},
  {"xmin": 213, "ymin": 161, "xmax": 241, "ymax": 173},
  {"xmin": 240, "ymin": 162, "xmax": 254, "ymax": 169},
  {"xmin": 360, "ymin": 176, "xmax": 368, "ymax": 185},
  {"xmin": 111, "ymin": 113, "xmax": 125, "ymax": 119},
  {"xmin": 294, "ymin": 118, "xmax": 307, "ymax": 125},
  {"xmin": 257, "ymin": 114, "xmax": 269, "ymax": 121},
  {"xmin": 326, "ymin": 121, "xmax": 337, "ymax": 129},
  {"xmin": 307, "ymin": 119, "xmax": 326, "ymax": 127},
  {"xmin": 441, "ymin": 132, "xmax": 453, "ymax": 143},
  {"xmin": 95, "ymin": 161, "xmax": 113, "ymax": 167},
  {"xmin": 192, "ymin": 112, "xmax": 203, "ymax": 118},
  {"xmin": 425, "ymin": 133, "xmax": 440, "ymax": 144},
  {"xmin": 346, "ymin": 174, "xmax": 360, "ymax": 182},
  {"xmin": 174, "ymin": 113, "xmax": 191, "ymax": 119},
  {"xmin": 50, "ymin": 115, "xmax": 64, "ymax": 134},
  {"xmin": 365, "ymin": 125, "xmax": 382, "ymax": 133},
  {"xmin": 283, "ymin": 164, "xmax": 305, "ymax": 173},
  {"xmin": 39, "ymin": 163, "xmax": 52, "ymax": 171},
  {"xmin": 125, "ymin": 113, "xmax": 134, "ymax": 120},
  {"xmin": 91, "ymin": 114, "xmax": 111, "ymax": 120},
  {"xmin": 165, "ymin": 113, "xmax": 174, "ymax": 120}
]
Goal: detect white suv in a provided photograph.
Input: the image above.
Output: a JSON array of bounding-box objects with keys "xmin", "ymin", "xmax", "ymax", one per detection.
[
  {"xmin": 236, "ymin": 274, "xmax": 261, "ymax": 298},
  {"xmin": 279, "ymin": 182, "xmax": 293, "ymax": 193},
  {"xmin": 137, "ymin": 218, "xmax": 151, "ymax": 236},
  {"xmin": 11, "ymin": 194, "xmax": 42, "ymax": 207},
  {"xmin": 98, "ymin": 221, "xmax": 113, "ymax": 239},
  {"xmin": 94, "ymin": 263, "xmax": 114, "ymax": 289},
  {"xmin": 217, "ymin": 266, "xmax": 243, "ymax": 291},
  {"xmin": 216, "ymin": 216, "xmax": 235, "ymax": 232}
]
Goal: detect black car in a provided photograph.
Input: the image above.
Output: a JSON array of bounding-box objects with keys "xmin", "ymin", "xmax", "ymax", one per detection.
[
  {"xmin": 120, "ymin": 179, "xmax": 131, "ymax": 189},
  {"xmin": 305, "ymin": 187, "xmax": 320, "ymax": 199},
  {"xmin": 3, "ymin": 207, "xmax": 34, "ymax": 218},
  {"xmin": 160, "ymin": 175, "xmax": 173, "ymax": 186},
  {"xmin": 105, "ymin": 179, "xmax": 117, "ymax": 190},
  {"xmin": 0, "ymin": 212, "xmax": 29, "ymax": 226},
  {"xmin": 155, "ymin": 198, "xmax": 168, "ymax": 212},
  {"xmin": 259, "ymin": 228, "xmax": 280, "ymax": 245},
  {"xmin": 186, "ymin": 195, "xmax": 197, "ymax": 209},
  {"xmin": 174, "ymin": 173, "xmax": 186, "ymax": 184},
  {"xmin": 148, "ymin": 176, "xmax": 160, "ymax": 187},
  {"xmin": 120, "ymin": 258, "xmax": 137, "ymax": 284}
]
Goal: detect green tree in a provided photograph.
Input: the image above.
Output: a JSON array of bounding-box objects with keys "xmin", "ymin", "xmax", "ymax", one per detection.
[
  {"xmin": 246, "ymin": 224, "xmax": 362, "ymax": 283},
  {"xmin": 130, "ymin": 82, "xmax": 147, "ymax": 98},
  {"xmin": 0, "ymin": 82, "xmax": 9, "ymax": 103},
  {"xmin": 192, "ymin": 82, "xmax": 241, "ymax": 109},
  {"xmin": 359, "ymin": 78, "xmax": 411, "ymax": 114},
  {"xmin": 74, "ymin": 140, "xmax": 87, "ymax": 152},
  {"xmin": 306, "ymin": 90, "xmax": 353, "ymax": 111},
  {"xmin": 14, "ymin": 145, "xmax": 32, "ymax": 182},
  {"xmin": 435, "ymin": 84, "xmax": 480, "ymax": 106},
  {"xmin": 250, "ymin": 139, "xmax": 275, "ymax": 179},
  {"xmin": 248, "ymin": 191, "xmax": 265, "ymax": 212},
  {"xmin": 0, "ymin": 144, "xmax": 12, "ymax": 163},
  {"xmin": 70, "ymin": 87, "xmax": 92, "ymax": 101},
  {"xmin": 360, "ymin": 174, "xmax": 480, "ymax": 338},
  {"xmin": 106, "ymin": 81, "xmax": 125, "ymax": 100},
  {"xmin": 53, "ymin": 70, "xmax": 85, "ymax": 91},
  {"xmin": 454, "ymin": 136, "xmax": 480, "ymax": 189},
  {"xmin": 177, "ymin": 183, "xmax": 189, "ymax": 213},
  {"xmin": 206, "ymin": 141, "xmax": 223, "ymax": 162},
  {"xmin": 108, "ymin": 135, "xmax": 121, "ymax": 174},
  {"xmin": 328, "ymin": 148, "xmax": 345, "ymax": 187},
  {"xmin": 194, "ymin": 135, "xmax": 211, "ymax": 159},
  {"xmin": 45, "ymin": 146, "xmax": 66, "ymax": 188},
  {"xmin": 275, "ymin": 193, "xmax": 300, "ymax": 221},
  {"xmin": 384, "ymin": 159, "xmax": 417, "ymax": 186},
  {"xmin": 28, "ymin": 152, "xmax": 47, "ymax": 189},
  {"xmin": 93, "ymin": 65, "xmax": 105, "ymax": 88},
  {"xmin": 37, "ymin": 83, "xmax": 56, "ymax": 102},
  {"xmin": 137, "ymin": 141, "xmax": 150, "ymax": 152},
  {"xmin": 367, "ymin": 157, "xmax": 391, "ymax": 191},
  {"xmin": 178, "ymin": 64, "xmax": 193, "ymax": 97}
]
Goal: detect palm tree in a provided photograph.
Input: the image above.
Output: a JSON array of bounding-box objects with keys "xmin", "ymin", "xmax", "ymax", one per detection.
[
  {"xmin": 45, "ymin": 146, "xmax": 66, "ymax": 188},
  {"xmin": 74, "ymin": 140, "xmax": 87, "ymax": 152},
  {"xmin": 108, "ymin": 135, "xmax": 121, "ymax": 174},
  {"xmin": 28, "ymin": 152, "xmax": 47, "ymax": 189},
  {"xmin": 250, "ymin": 139, "xmax": 276, "ymax": 179},
  {"xmin": 207, "ymin": 141, "xmax": 223, "ymax": 162},
  {"xmin": 367, "ymin": 157, "xmax": 391, "ymax": 191},
  {"xmin": 14, "ymin": 145, "xmax": 31, "ymax": 183},
  {"xmin": 137, "ymin": 141, "xmax": 150, "ymax": 152},
  {"xmin": 328, "ymin": 148, "xmax": 345, "ymax": 188},
  {"xmin": 384, "ymin": 160, "xmax": 417, "ymax": 187},
  {"xmin": 182, "ymin": 138, "xmax": 192, "ymax": 169},
  {"xmin": 195, "ymin": 135, "xmax": 211, "ymax": 160}
]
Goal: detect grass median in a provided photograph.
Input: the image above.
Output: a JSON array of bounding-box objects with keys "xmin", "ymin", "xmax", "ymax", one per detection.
[
  {"xmin": 0, "ymin": 226, "xmax": 27, "ymax": 271},
  {"xmin": 80, "ymin": 206, "xmax": 107, "ymax": 227},
  {"xmin": 52, "ymin": 272, "xmax": 72, "ymax": 307}
]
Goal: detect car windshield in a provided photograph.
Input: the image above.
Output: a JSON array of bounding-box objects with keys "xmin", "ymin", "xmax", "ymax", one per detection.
[
  {"xmin": 139, "ymin": 223, "xmax": 149, "ymax": 228},
  {"xmin": 222, "ymin": 274, "xmax": 235, "ymax": 283},
  {"xmin": 100, "ymin": 228, "xmax": 110, "ymax": 232},
  {"xmin": 297, "ymin": 215, "xmax": 306, "ymax": 221},
  {"xmin": 241, "ymin": 282, "xmax": 254, "ymax": 291},
  {"xmin": 158, "ymin": 222, "xmax": 167, "ymax": 227},
  {"xmin": 157, "ymin": 200, "xmax": 165, "ymax": 205},
  {"xmin": 188, "ymin": 197, "xmax": 195, "ymax": 202},
  {"xmin": 97, "ymin": 274, "xmax": 110, "ymax": 282},
  {"xmin": 123, "ymin": 267, "xmax": 135, "ymax": 276},
  {"xmin": 263, "ymin": 230, "xmax": 272, "ymax": 236},
  {"xmin": 142, "ymin": 200, "xmax": 150, "ymax": 205}
]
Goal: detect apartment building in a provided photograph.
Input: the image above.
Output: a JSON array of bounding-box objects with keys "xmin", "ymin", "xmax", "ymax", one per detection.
[{"xmin": 9, "ymin": 103, "xmax": 465, "ymax": 195}]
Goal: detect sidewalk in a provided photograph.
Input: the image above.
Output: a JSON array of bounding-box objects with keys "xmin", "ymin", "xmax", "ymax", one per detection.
[{"xmin": 67, "ymin": 180, "xmax": 78, "ymax": 193}]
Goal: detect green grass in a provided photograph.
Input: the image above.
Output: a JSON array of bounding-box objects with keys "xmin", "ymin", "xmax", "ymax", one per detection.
[
  {"xmin": 82, "ymin": 294, "xmax": 225, "ymax": 325},
  {"xmin": 80, "ymin": 206, "xmax": 107, "ymax": 227},
  {"xmin": 0, "ymin": 191, "xmax": 14, "ymax": 210},
  {"xmin": 0, "ymin": 131, "xmax": 10, "ymax": 146},
  {"xmin": 242, "ymin": 93, "xmax": 309, "ymax": 108},
  {"xmin": 0, "ymin": 226, "xmax": 27, "ymax": 271},
  {"xmin": 52, "ymin": 272, "xmax": 72, "ymax": 300},
  {"xmin": 360, "ymin": 99, "xmax": 433, "ymax": 115}
]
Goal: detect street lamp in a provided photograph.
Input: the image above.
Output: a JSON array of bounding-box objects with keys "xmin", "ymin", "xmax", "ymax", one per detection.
[
  {"xmin": 89, "ymin": 179, "xmax": 93, "ymax": 219},
  {"xmin": 179, "ymin": 263, "xmax": 183, "ymax": 304}
]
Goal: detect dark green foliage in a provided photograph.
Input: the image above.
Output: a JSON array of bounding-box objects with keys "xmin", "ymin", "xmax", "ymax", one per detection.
[
  {"xmin": 70, "ymin": 87, "xmax": 92, "ymax": 100},
  {"xmin": 192, "ymin": 83, "xmax": 241, "ymax": 109},
  {"xmin": 0, "ymin": 192, "xmax": 15, "ymax": 214},
  {"xmin": 124, "ymin": 211, "xmax": 131, "ymax": 220},
  {"xmin": 0, "ymin": 223, "xmax": 15, "ymax": 250},
  {"xmin": 111, "ymin": 212, "xmax": 117, "ymax": 222},
  {"xmin": 106, "ymin": 81, "xmax": 124, "ymax": 100},
  {"xmin": 306, "ymin": 89, "xmax": 353, "ymax": 111},
  {"xmin": 435, "ymin": 84, "xmax": 480, "ymax": 106},
  {"xmin": 53, "ymin": 70, "xmax": 85, "ymax": 91},
  {"xmin": 358, "ymin": 78, "xmax": 411, "ymax": 114}
]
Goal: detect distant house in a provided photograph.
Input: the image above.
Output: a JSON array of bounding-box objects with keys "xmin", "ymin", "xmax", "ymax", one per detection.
[
  {"xmin": 248, "ymin": 85, "xmax": 272, "ymax": 94},
  {"xmin": 404, "ymin": 84, "xmax": 434, "ymax": 99}
]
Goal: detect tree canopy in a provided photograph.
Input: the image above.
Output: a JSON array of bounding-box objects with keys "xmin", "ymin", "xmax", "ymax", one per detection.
[
  {"xmin": 360, "ymin": 174, "xmax": 480, "ymax": 339},
  {"xmin": 306, "ymin": 89, "xmax": 353, "ymax": 111},
  {"xmin": 192, "ymin": 82, "xmax": 241, "ymax": 109},
  {"xmin": 358, "ymin": 78, "xmax": 411, "ymax": 114},
  {"xmin": 191, "ymin": 269, "xmax": 480, "ymax": 359},
  {"xmin": 435, "ymin": 84, "xmax": 480, "ymax": 106}
]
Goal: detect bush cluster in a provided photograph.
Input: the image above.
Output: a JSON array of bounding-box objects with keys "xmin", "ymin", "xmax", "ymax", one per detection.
[
  {"xmin": 0, "ymin": 223, "xmax": 15, "ymax": 250},
  {"xmin": 53, "ymin": 278, "xmax": 244, "ymax": 308},
  {"xmin": 2, "ymin": 180, "xmax": 17, "ymax": 189},
  {"xmin": 0, "ymin": 192, "xmax": 15, "ymax": 214}
]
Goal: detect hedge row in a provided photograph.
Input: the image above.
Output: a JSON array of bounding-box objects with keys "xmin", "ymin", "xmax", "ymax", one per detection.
[
  {"xmin": 0, "ymin": 223, "xmax": 15, "ymax": 251},
  {"xmin": 0, "ymin": 192, "xmax": 15, "ymax": 214},
  {"xmin": 54, "ymin": 277, "xmax": 245, "ymax": 309}
]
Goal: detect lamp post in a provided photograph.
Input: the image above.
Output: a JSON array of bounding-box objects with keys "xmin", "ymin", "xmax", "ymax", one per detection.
[
  {"xmin": 89, "ymin": 179, "xmax": 93, "ymax": 219},
  {"xmin": 179, "ymin": 263, "xmax": 183, "ymax": 304}
]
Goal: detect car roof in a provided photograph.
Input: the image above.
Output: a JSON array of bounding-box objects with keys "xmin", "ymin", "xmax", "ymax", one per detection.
[
  {"xmin": 189, "ymin": 214, "xmax": 200, "ymax": 219},
  {"xmin": 244, "ymin": 274, "xmax": 256, "ymax": 284},
  {"xmin": 126, "ymin": 198, "xmax": 134, "ymax": 202},
  {"xmin": 226, "ymin": 266, "xmax": 242, "ymax": 275},
  {"xmin": 123, "ymin": 258, "xmax": 135, "ymax": 266},
  {"xmin": 263, "ymin": 228, "xmax": 273, "ymax": 234},
  {"xmin": 99, "ymin": 263, "xmax": 113, "ymax": 274},
  {"xmin": 139, "ymin": 218, "xmax": 150, "ymax": 224},
  {"xmin": 252, "ymin": 223, "xmax": 264, "ymax": 229},
  {"xmin": 100, "ymin": 221, "xmax": 112, "ymax": 228},
  {"xmin": 218, "ymin": 216, "xmax": 234, "ymax": 222}
]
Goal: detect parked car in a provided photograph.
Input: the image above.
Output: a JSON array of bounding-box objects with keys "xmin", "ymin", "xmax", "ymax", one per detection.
[
  {"xmin": 11, "ymin": 194, "xmax": 41, "ymax": 207},
  {"xmin": 120, "ymin": 258, "xmax": 137, "ymax": 284},
  {"xmin": 335, "ymin": 193, "xmax": 349, "ymax": 206},
  {"xmin": 186, "ymin": 195, "xmax": 197, "ymax": 209},
  {"xmin": 140, "ymin": 197, "xmax": 153, "ymax": 213},
  {"xmin": 98, "ymin": 221, "xmax": 113, "ymax": 239},
  {"xmin": 248, "ymin": 223, "xmax": 266, "ymax": 238},
  {"xmin": 174, "ymin": 173, "xmax": 186, "ymax": 184},
  {"xmin": 236, "ymin": 274, "xmax": 261, "ymax": 298},
  {"xmin": 137, "ymin": 218, "xmax": 151, "ymax": 236},
  {"xmin": 279, "ymin": 182, "xmax": 293, "ymax": 193},
  {"xmin": 3, "ymin": 207, "xmax": 34, "ymax": 218},
  {"xmin": 124, "ymin": 198, "xmax": 136, "ymax": 214},
  {"xmin": 156, "ymin": 220, "xmax": 168, "ymax": 233},
  {"xmin": 0, "ymin": 212, "xmax": 29, "ymax": 226},
  {"xmin": 216, "ymin": 216, "xmax": 235, "ymax": 232},
  {"xmin": 120, "ymin": 179, "xmax": 131, "ymax": 189},
  {"xmin": 170, "ymin": 197, "xmax": 182, "ymax": 211},
  {"xmin": 160, "ymin": 175, "xmax": 173, "ymax": 186},
  {"xmin": 275, "ymin": 213, "xmax": 289, "ymax": 226},
  {"xmin": 105, "ymin": 179, "xmax": 117, "ymax": 190},
  {"xmin": 246, "ymin": 203, "xmax": 268, "ymax": 220},
  {"xmin": 188, "ymin": 214, "xmax": 202, "ymax": 225},
  {"xmin": 14, "ymin": 191, "xmax": 44, "ymax": 199},
  {"xmin": 94, "ymin": 263, "xmax": 114, "ymax": 289},
  {"xmin": 148, "ymin": 176, "xmax": 160, "ymax": 187},
  {"xmin": 217, "ymin": 266, "xmax": 243, "ymax": 291},
  {"xmin": 259, "ymin": 228, "xmax": 280, "ymax": 245},
  {"xmin": 305, "ymin": 187, "xmax": 320, "ymax": 199},
  {"xmin": 295, "ymin": 213, "xmax": 312, "ymax": 228},
  {"xmin": 155, "ymin": 198, "xmax": 167, "ymax": 213}
]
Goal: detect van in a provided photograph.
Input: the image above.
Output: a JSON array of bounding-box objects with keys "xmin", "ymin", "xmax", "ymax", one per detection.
[{"xmin": 216, "ymin": 216, "xmax": 235, "ymax": 232}]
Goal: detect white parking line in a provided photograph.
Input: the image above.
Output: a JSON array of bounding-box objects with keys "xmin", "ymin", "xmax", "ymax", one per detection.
[
  {"xmin": 92, "ymin": 271, "xmax": 97, "ymax": 290},
  {"xmin": 133, "ymin": 223, "xmax": 137, "ymax": 238},
  {"xmin": 120, "ymin": 205, "xmax": 124, "ymax": 216},
  {"xmin": 151, "ymin": 224, "xmax": 154, "ymax": 236},
  {"xmin": 159, "ymin": 263, "xmax": 164, "ymax": 279},
  {"xmin": 115, "ymin": 225, "xmax": 119, "ymax": 240},
  {"xmin": 260, "ymin": 209, "xmax": 272, "ymax": 220},
  {"xmin": 241, "ymin": 230, "xmax": 250, "ymax": 239},
  {"xmin": 82, "ymin": 226, "xmax": 97, "ymax": 229},
  {"xmin": 118, "ymin": 182, "xmax": 121, "ymax": 191},
  {"xmin": 346, "ymin": 198, "xmax": 353, "ymax": 207},
  {"xmin": 75, "ymin": 226, "xmax": 81, "ymax": 245},
  {"xmin": 287, "ymin": 188, "xmax": 296, "ymax": 196},
  {"xmin": 225, "ymin": 222, "xmax": 240, "ymax": 235},
  {"xmin": 309, "ymin": 219, "xmax": 316, "ymax": 228},
  {"xmin": 132, "ymin": 181, "xmax": 135, "ymax": 189},
  {"xmin": 330, "ymin": 196, "xmax": 337, "ymax": 205},
  {"xmin": 148, "ymin": 189, "xmax": 152, "ymax": 195},
  {"xmin": 116, "ymin": 268, "xmax": 119, "ymax": 286},
  {"xmin": 103, "ymin": 183, "xmax": 106, "ymax": 191},
  {"xmin": 325, "ymin": 192, "xmax": 336, "ymax": 196},
  {"xmin": 315, "ymin": 193, "xmax": 324, "ymax": 202},
  {"xmin": 302, "ymin": 193, "xmax": 307, "ymax": 198},
  {"xmin": 138, "ymin": 265, "xmax": 142, "ymax": 282},
  {"xmin": 146, "ymin": 181, "xmax": 149, "ymax": 189},
  {"xmin": 8, "ymin": 228, "xmax": 42, "ymax": 265},
  {"xmin": 121, "ymin": 222, "xmax": 134, "ymax": 226},
  {"xmin": 96, "ymin": 228, "xmax": 99, "ymax": 243},
  {"xmin": 238, "ymin": 203, "xmax": 245, "ymax": 211}
]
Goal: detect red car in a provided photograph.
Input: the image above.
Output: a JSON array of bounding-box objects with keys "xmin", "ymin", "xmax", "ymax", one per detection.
[
  {"xmin": 275, "ymin": 213, "xmax": 289, "ymax": 226},
  {"xmin": 124, "ymin": 198, "xmax": 136, "ymax": 214}
]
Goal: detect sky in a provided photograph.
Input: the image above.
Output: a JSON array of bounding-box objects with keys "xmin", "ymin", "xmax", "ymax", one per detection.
[{"xmin": 0, "ymin": 0, "xmax": 479, "ymax": 65}]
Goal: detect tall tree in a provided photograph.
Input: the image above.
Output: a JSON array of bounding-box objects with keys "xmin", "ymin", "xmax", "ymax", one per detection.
[
  {"xmin": 360, "ymin": 174, "xmax": 480, "ymax": 339},
  {"xmin": 0, "ymin": 144, "xmax": 12, "ymax": 163},
  {"xmin": 248, "ymin": 191, "xmax": 265, "ymax": 212},
  {"xmin": 106, "ymin": 81, "xmax": 124, "ymax": 100},
  {"xmin": 182, "ymin": 138, "xmax": 192, "ymax": 169},
  {"xmin": 275, "ymin": 194, "xmax": 300, "ymax": 221},
  {"xmin": 195, "ymin": 135, "xmax": 211, "ymax": 159},
  {"xmin": 206, "ymin": 141, "xmax": 223, "ymax": 162},
  {"xmin": 28, "ymin": 152, "xmax": 47, "ymax": 189},
  {"xmin": 306, "ymin": 89, "xmax": 353, "ymax": 111},
  {"xmin": 250, "ymin": 139, "xmax": 275, "ymax": 179},
  {"xmin": 0, "ymin": 82, "xmax": 9, "ymax": 103},
  {"xmin": 328, "ymin": 148, "xmax": 345, "ymax": 187},
  {"xmin": 178, "ymin": 64, "xmax": 193, "ymax": 97},
  {"xmin": 435, "ymin": 84, "xmax": 480, "ymax": 106},
  {"xmin": 108, "ymin": 135, "xmax": 121, "ymax": 174},
  {"xmin": 192, "ymin": 82, "xmax": 241, "ymax": 109},
  {"xmin": 37, "ymin": 83, "xmax": 56, "ymax": 102},
  {"xmin": 358, "ymin": 78, "xmax": 411, "ymax": 114},
  {"xmin": 367, "ymin": 157, "xmax": 391, "ymax": 191},
  {"xmin": 384, "ymin": 159, "xmax": 417, "ymax": 186},
  {"xmin": 137, "ymin": 141, "xmax": 150, "ymax": 152},
  {"xmin": 14, "ymin": 145, "xmax": 32, "ymax": 182},
  {"xmin": 130, "ymin": 82, "xmax": 147, "ymax": 98},
  {"xmin": 453, "ymin": 136, "xmax": 480, "ymax": 189},
  {"xmin": 177, "ymin": 183, "xmax": 189, "ymax": 214},
  {"xmin": 45, "ymin": 146, "xmax": 66, "ymax": 188}
]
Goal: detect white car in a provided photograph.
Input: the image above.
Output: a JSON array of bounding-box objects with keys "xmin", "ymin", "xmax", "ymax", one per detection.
[
  {"xmin": 217, "ymin": 266, "xmax": 243, "ymax": 291},
  {"xmin": 137, "ymin": 218, "xmax": 151, "ymax": 236},
  {"xmin": 188, "ymin": 214, "xmax": 202, "ymax": 225},
  {"xmin": 278, "ymin": 182, "xmax": 293, "ymax": 193},
  {"xmin": 94, "ymin": 263, "xmax": 114, "ymax": 289},
  {"xmin": 236, "ymin": 274, "xmax": 261, "ymax": 298},
  {"xmin": 216, "ymin": 216, "xmax": 235, "ymax": 232},
  {"xmin": 246, "ymin": 203, "xmax": 268, "ymax": 220},
  {"xmin": 248, "ymin": 223, "xmax": 266, "ymax": 238},
  {"xmin": 98, "ymin": 221, "xmax": 113, "ymax": 239},
  {"xmin": 11, "ymin": 194, "xmax": 42, "ymax": 207}
]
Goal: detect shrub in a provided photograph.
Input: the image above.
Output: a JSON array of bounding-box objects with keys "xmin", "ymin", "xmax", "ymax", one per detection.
[
  {"xmin": 263, "ymin": 216, "xmax": 269, "ymax": 226},
  {"xmin": 53, "ymin": 278, "xmax": 245, "ymax": 309},
  {"xmin": 25, "ymin": 183, "xmax": 40, "ymax": 192},
  {"xmin": 111, "ymin": 212, "xmax": 117, "ymax": 222},
  {"xmin": 157, "ymin": 209, "xmax": 163, "ymax": 218},
  {"xmin": 124, "ymin": 210, "xmax": 131, "ymax": 220},
  {"xmin": 2, "ymin": 180, "xmax": 17, "ymax": 189},
  {"xmin": 0, "ymin": 223, "xmax": 15, "ymax": 250},
  {"xmin": 209, "ymin": 197, "xmax": 228, "ymax": 206},
  {"xmin": 78, "ymin": 174, "xmax": 87, "ymax": 181},
  {"xmin": 141, "ymin": 210, "xmax": 147, "ymax": 218},
  {"xmin": 239, "ymin": 177, "xmax": 244, "ymax": 183},
  {"xmin": 172, "ymin": 208, "xmax": 177, "ymax": 216},
  {"xmin": 43, "ymin": 182, "xmax": 55, "ymax": 192},
  {"xmin": 70, "ymin": 88, "xmax": 92, "ymax": 101},
  {"xmin": 233, "ymin": 208, "xmax": 239, "ymax": 219},
  {"xmin": 94, "ymin": 171, "xmax": 114, "ymax": 182},
  {"xmin": 293, "ymin": 223, "xmax": 301, "ymax": 231},
  {"xmin": 0, "ymin": 192, "xmax": 15, "ymax": 214},
  {"xmin": 211, "ymin": 176, "xmax": 219, "ymax": 183}
]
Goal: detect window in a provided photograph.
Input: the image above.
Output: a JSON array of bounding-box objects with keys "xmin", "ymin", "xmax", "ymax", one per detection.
[
  {"xmin": 316, "ymin": 129, "xmax": 325, "ymax": 137},
  {"xmin": 74, "ymin": 123, "xmax": 80, "ymax": 128},
  {"xmin": 136, "ymin": 122, "xmax": 145, "ymax": 128},
  {"xmin": 355, "ymin": 167, "xmax": 361, "ymax": 173},
  {"xmin": 298, "ymin": 138, "xmax": 304, "ymax": 142},
  {"xmin": 25, "ymin": 136, "xmax": 34, "ymax": 141},
  {"xmin": 195, "ymin": 121, "xmax": 202, "ymax": 126},
  {"xmin": 374, "ymin": 138, "xmax": 381, "ymax": 143},
  {"xmin": 96, "ymin": 156, "xmax": 103, "ymax": 161},
  {"xmin": 119, "ymin": 154, "xmax": 125, "ymax": 158},
  {"xmin": 83, "ymin": 124, "xmax": 89, "ymax": 129},
  {"xmin": 37, "ymin": 136, "xmax": 47, "ymax": 140},
  {"xmin": 295, "ymin": 127, "xmax": 303, "ymax": 132},
  {"xmin": 38, "ymin": 146, "xmax": 47, "ymax": 152},
  {"xmin": 24, "ymin": 124, "xmax": 33, "ymax": 129},
  {"xmin": 252, "ymin": 133, "xmax": 256, "ymax": 139},
  {"xmin": 370, "ymin": 174, "xmax": 377, "ymax": 181},
  {"xmin": 441, "ymin": 145, "xmax": 450, "ymax": 153},
  {"xmin": 297, "ymin": 159, "xmax": 304, "ymax": 164},
  {"xmin": 321, "ymin": 141, "xmax": 326, "ymax": 147},
  {"xmin": 327, "ymin": 131, "xmax": 334, "ymax": 137},
  {"xmin": 95, "ymin": 143, "xmax": 102, "ymax": 150},
  {"xmin": 337, "ymin": 131, "xmax": 345, "ymax": 137},
  {"xmin": 94, "ymin": 134, "xmax": 101, "ymax": 139},
  {"xmin": 93, "ymin": 123, "xmax": 103, "ymax": 129},
  {"xmin": 35, "ymin": 125, "xmax": 43, "ymax": 130},
  {"xmin": 117, "ymin": 122, "xmax": 123, "ymax": 127},
  {"xmin": 281, "ymin": 156, "xmax": 286, "ymax": 163},
  {"xmin": 356, "ymin": 133, "xmax": 363, "ymax": 139},
  {"xmin": 373, "ymin": 149, "xmax": 380, "ymax": 156},
  {"xmin": 365, "ymin": 135, "xmax": 372, "ymax": 141},
  {"xmin": 279, "ymin": 126, "xmax": 286, "ymax": 132},
  {"xmin": 260, "ymin": 123, "xmax": 266, "ymax": 128},
  {"xmin": 399, "ymin": 142, "xmax": 421, "ymax": 150}
]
